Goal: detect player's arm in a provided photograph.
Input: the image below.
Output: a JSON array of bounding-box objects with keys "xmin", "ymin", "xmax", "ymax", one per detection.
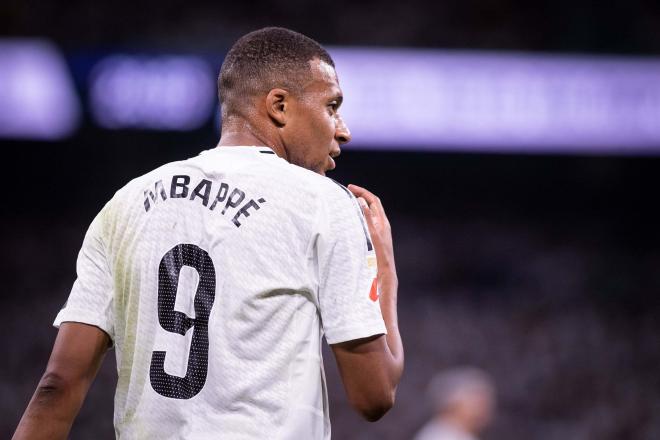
[
  {"xmin": 331, "ymin": 184, "xmax": 404, "ymax": 422},
  {"xmin": 13, "ymin": 322, "xmax": 110, "ymax": 440}
]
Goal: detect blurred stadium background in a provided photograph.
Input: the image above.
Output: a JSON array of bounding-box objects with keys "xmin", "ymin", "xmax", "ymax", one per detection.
[{"xmin": 2, "ymin": 1, "xmax": 659, "ymax": 439}]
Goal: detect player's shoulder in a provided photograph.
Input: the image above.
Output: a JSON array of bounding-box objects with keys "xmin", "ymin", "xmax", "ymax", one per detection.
[
  {"xmin": 317, "ymin": 178, "xmax": 360, "ymax": 215},
  {"xmin": 323, "ymin": 178, "xmax": 356, "ymax": 201},
  {"xmin": 273, "ymin": 160, "xmax": 355, "ymax": 202}
]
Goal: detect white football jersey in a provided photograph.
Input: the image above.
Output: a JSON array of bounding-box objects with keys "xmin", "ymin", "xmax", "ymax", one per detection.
[{"xmin": 54, "ymin": 146, "xmax": 386, "ymax": 440}]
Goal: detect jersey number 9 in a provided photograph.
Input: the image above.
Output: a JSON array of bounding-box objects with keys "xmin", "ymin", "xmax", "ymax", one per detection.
[{"xmin": 150, "ymin": 244, "xmax": 216, "ymax": 399}]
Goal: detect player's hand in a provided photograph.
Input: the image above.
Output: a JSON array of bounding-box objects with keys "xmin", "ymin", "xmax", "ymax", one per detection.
[{"xmin": 348, "ymin": 184, "xmax": 397, "ymax": 280}]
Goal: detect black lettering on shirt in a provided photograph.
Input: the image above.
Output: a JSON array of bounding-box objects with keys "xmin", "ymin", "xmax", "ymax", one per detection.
[
  {"xmin": 189, "ymin": 179, "xmax": 212, "ymax": 207},
  {"xmin": 143, "ymin": 175, "xmax": 266, "ymax": 228},
  {"xmin": 144, "ymin": 180, "xmax": 168, "ymax": 212},
  {"xmin": 232, "ymin": 199, "xmax": 265, "ymax": 227},
  {"xmin": 221, "ymin": 188, "xmax": 245, "ymax": 215},
  {"xmin": 209, "ymin": 183, "xmax": 229, "ymax": 211},
  {"xmin": 171, "ymin": 175, "xmax": 190, "ymax": 198}
]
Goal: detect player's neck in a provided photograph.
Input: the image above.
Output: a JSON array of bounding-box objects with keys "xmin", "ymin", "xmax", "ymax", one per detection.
[{"xmin": 218, "ymin": 120, "xmax": 288, "ymax": 160}]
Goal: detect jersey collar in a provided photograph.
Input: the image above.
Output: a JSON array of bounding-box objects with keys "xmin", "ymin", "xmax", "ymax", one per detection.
[{"xmin": 212, "ymin": 145, "xmax": 276, "ymax": 155}]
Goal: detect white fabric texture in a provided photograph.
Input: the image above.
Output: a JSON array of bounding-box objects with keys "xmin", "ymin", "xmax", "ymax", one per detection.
[{"xmin": 54, "ymin": 146, "xmax": 386, "ymax": 440}]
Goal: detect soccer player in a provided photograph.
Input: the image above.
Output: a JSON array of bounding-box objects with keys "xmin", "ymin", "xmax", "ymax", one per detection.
[{"xmin": 13, "ymin": 27, "xmax": 403, "ymax": 439}]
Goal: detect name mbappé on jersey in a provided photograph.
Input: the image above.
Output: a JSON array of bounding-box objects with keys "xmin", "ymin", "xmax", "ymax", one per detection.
[{"xmin": 143, "ymin": 174, "xmax": 267, "ymax": 228}]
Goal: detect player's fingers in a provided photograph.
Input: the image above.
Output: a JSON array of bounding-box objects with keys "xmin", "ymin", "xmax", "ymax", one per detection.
[
  {"xmin": 357, "ymin": 196, "xmax": 380, "ymax": 237},
  {"xmin": 352, "ymin": 185, "xmax": 388, "ymax": 222},
  {"xmin": 357, "ymin": 197, "xmax": 370, "ymax": 216},
  {"xmin": 348, "ymin": 184, "xmax": 385, "ymax": 217},
  {"xmin": 358, "ymin": 196, "xmax": 377, "ymax": 224},
  {"xmin": 357, "ymin": 196, "xmax": 380, "ymax": 225},
  {"xmin": 348, "ymin": 184, "xmax": 378, "ymax": 206}
]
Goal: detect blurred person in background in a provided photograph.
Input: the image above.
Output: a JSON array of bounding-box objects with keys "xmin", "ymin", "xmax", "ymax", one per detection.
[{"xmin": 414, "ymin": 367, "xmax": 496, "ymax": 440}]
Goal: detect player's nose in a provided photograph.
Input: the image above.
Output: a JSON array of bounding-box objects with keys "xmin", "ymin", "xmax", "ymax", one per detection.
[{"xmin": 335, "ymin": 115, "xmax": 351, "ymax": 145}]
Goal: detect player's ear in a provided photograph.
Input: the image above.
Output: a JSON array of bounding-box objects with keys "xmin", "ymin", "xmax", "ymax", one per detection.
[{"xmin": 266, "ymin": 88, "xmax": 289, "ymax": 127}]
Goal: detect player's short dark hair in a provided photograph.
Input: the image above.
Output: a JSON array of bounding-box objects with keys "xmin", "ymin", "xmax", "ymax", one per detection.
[{"xmin": 218, "ymin": 27, "xmax": 334, "ymax": 118}]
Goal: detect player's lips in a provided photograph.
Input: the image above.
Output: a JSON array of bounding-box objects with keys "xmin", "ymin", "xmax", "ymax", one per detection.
[
  {"xmin": 330, "ymin": 148, "xmax": 341, "ymax": 158},
  {"xmin": 327, "ymin": 148, "xmax": 340, "ymax": 171}
]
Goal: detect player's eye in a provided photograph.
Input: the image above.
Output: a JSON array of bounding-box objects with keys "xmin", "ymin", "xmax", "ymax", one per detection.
[{"xmin": 328, "ymin": 101, "xmax": 339, "ymax": 114}]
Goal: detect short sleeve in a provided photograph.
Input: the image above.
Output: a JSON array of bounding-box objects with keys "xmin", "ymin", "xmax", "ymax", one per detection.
[
  {"xmin": 314, "ymin": 182, "xmax": 387, "ymax": 345},
  {"xmin": 53, "ymin": 204, "xmax": 115, "ymax": 342}
]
